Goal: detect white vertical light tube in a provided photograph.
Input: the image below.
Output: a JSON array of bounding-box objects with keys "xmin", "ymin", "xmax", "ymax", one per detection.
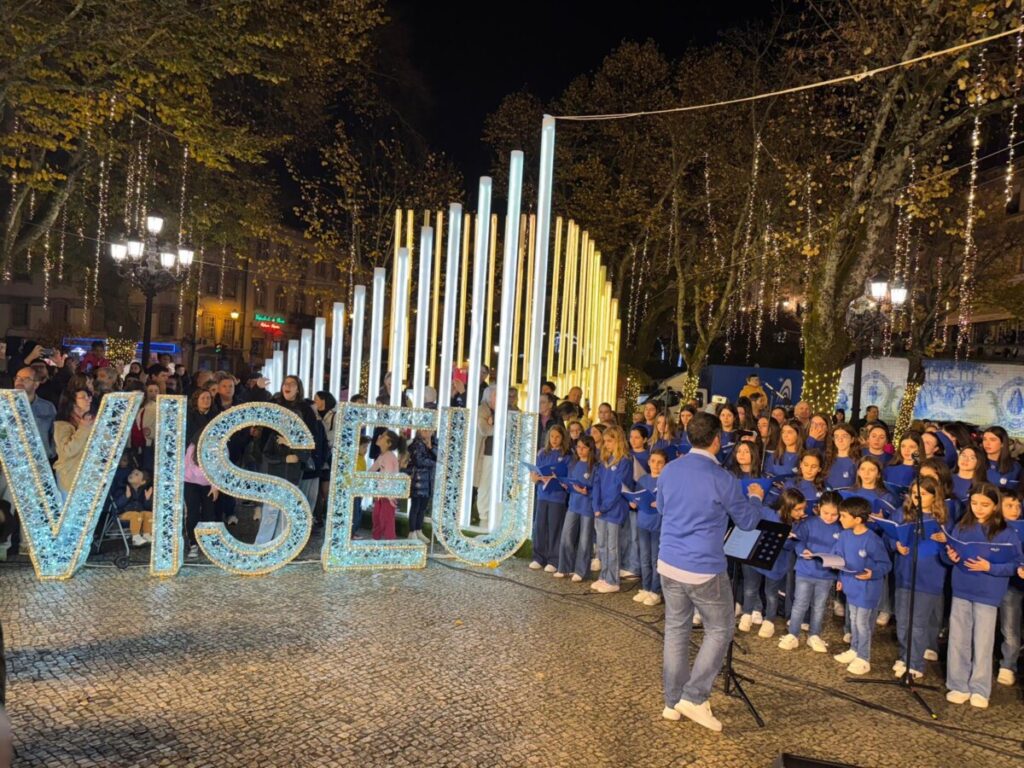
[
  {"xmin": 461, "ymin": 177, "xmax": 493, "ymax": 527},
  {"xmin": 286, "ymin": 339, "xmax": 299, "ymax": 377},
  {"xmin": 368, "ymin": 268, "xmax": 386, "ymax": 404},
  {"xmin": 313, "ymin": 316, "xmax": 327, "ymax": 398},
  {"xmin": 264, "ymin": 357, "xmax": 275, "ymax": 394},
  {"xmin": 489, "ymin": 152, "xmax": 524, "ymax": 528},
  {"xmin": 329, "ymin": 303, "xmax": 345, "ymax": 398},
  {"xmin": 348, "ymin": 286, "xmax": 366, "ymax": 399},
  {"xmin": 527, "ymin": 116, "xmax": 557, "ymax": 414},
  {"xmin": 299, "ymin": 328, "xmax": 313, "ymax": 397},
  {"xmin": 389, "ymin": 248, "xmax": 410, "ymax": 407},
  {"xmin": 272, "ymin": 350, "xmax": 284, "ymax": 394},
  {"xmin": 437, "ymin": 204, "xmax": 463, "ymax": 409},
  {"xmin": 412, "ymin": 226, "xmax": 434, "ymax": 407}
]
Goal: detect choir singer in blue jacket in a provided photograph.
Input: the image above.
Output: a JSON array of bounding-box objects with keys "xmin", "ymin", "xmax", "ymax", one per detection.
[{"xmin": 657, "ymin": 411, "xmax": 767, "ymax": 733}]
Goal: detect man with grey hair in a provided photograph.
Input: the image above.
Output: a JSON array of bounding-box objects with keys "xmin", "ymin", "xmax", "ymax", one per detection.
[
  {"xmin": 14, "ymin": 367, "xmax": 56, "ymax": 460},
  {"xmin": 793, "ymin": 400, "xmax": 811, "ymax": 426}
]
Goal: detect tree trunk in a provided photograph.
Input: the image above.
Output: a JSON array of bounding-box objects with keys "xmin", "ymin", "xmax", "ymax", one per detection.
[
  {"xmin": 801, "ymin": 298, "xmax": 848, "ymax": 414},
  {"xmin": 893, "ymin": 350, "xmax": 925, "ymax": 445}
]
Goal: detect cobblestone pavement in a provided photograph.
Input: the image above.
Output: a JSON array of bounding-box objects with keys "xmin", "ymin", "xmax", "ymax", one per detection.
[{"xmin": 1, "ymin": 553, "xmax": 1023, "ymax": 768}]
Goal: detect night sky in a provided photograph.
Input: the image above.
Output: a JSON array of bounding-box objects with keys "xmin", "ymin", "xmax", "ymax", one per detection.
[{"xmin": 386, "ymin": 0, "xmax": 774, "ymax": 182}]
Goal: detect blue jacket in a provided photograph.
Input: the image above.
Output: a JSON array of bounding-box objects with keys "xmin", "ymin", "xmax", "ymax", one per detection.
[
  {"xmin": 888, "ymin": 509, "xmax": 949, "ymax": 595},
  {"xmin": 535, "ymin": 448, "xmax": 572, "ymax": 504},
  {"xmin": 567, "ymin": 460, "xmax": 596, "ymax": 517},
  {"xmin": 651, "ymin": 439, "xmax": 679, "ymax": 461},
  {"xmin": 631, "ymin": 449, "xmax": 651, "ymax": 476},
  {"xmin": 764, "ymin": 450, "xmax": 799, "ymax": 479},
  {"xmin": 674, "ymin": 432, "xmax": 691, "ymax": 455},
  {"xmin": 635, "ymin": 473, "xmax": 661, "ymax": 532},
  {"xmin": 805, "ymin": 436, "xmax": 826, "ymax": 451},
  {"xmin": 592, "ymin": 458, "xmax": 632, "ymax": 526},
  {"xmin": 794, "ymin": 514, "xmax": 841, "ymax": 580},
  {"xmin": 717, "ymin": 430, "xmax": 737, "ymax": 464},
  {"xmin": 832, "ymin": 528, "xmax": 891, "ymax": 609},
  {"xmin": 657, "ymin": 449, "xmax": 765, "ymax": 576},
  {"xmin": 986, "ymin": 460, "xmax": 1022, "ymax": 491},
  {"xmin": 826, "ymin": 457, "xmax": 855, "ymax": 490},
  {"xmin": 934, "ymin": 431, "xmax": 958, "ymax": 469},
  {"xmin": 951, "ymin": 475, "xmax": 973, "ymax": 503},
  {"xmin": 781, "ymin": 478, "xmax": 823, "ymax": 509},
  {"xmin": 941, "ymin": 522, "xmax": 1022, "ymax": 607}
]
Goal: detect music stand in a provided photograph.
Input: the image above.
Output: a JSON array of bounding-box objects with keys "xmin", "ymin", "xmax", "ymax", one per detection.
[{"xmin": 723, "ymin": 519, "xmax": 792, "ymax": 727}]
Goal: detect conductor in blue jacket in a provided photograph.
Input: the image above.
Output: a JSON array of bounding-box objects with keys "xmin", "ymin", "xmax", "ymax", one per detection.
[{"xmin": 657, "ymin": 411, "xmax": 766, "ymax": 733}]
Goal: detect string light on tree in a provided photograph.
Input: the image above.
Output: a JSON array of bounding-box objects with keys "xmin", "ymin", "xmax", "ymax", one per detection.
[
  {"xmin": 955, "ymin": 112, "xmax": 982, "ymax": 359},
  {"xmin": 1005, "ymin": 22, "xmax": 1023, "ymax": 205}
]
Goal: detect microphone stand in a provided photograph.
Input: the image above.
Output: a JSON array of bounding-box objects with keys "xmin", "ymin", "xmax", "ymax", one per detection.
[{"xmin": 847, "ymin": 454, "xmax": 939, "ymax": 719}]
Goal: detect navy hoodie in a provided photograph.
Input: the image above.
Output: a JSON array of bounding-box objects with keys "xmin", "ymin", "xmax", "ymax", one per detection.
[
  {"xmin": 832, "ymin": 527, "xmax": 891, "ymax": 609},
  {"xmin": 826, "ymin": 456, "xmax": 856, "ymax": 490},
  {"xmin": 534, "ymin": 448, "xmax": 572, "ymax": 504},
  {"xmin": 941, "ymin": 522, "xmax": 1022, "ymax": 607},
  {"xmin": 794, "ymin": 514, "xmax": 842, "ymax": 580},
  {"xmin": 592, "ymin": 458, "xmax": 632, "ymax": 526},
  {"xmin": 567, "ymin": 460, "xmax": 595, "ymax": 517}
]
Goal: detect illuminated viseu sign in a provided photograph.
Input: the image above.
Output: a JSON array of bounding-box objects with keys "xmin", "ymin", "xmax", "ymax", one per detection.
[{"xmin": 0, "ymin": 392, "xmax": 536, "ymax": 581}]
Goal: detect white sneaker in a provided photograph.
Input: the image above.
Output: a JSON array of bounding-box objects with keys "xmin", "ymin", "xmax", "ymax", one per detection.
[
  {"xmin": 846, "ymin": 658, "xmax": 871, "ymax": 675},
  {"xmin": 226, "ymin": 514, "xmax": 239, "ymax": 526},
  {"xmin": 407, "ymin": 532, "xmax": 419, "ymax": 540},
  {"xmin": 673, "ymin": 699, "xmax": 722, "ymax": 733},
  {"xmin": 907, "ymin": 669, "xmax": 924, "ymax": 680},
  {"xmin": 553, "ymin": 572, "xmax": 566, "ymax": 578},
  {"xmin": 997, "ymin": 668, "xmax": 1016, "ymax": 686},
  {"xmin": 738, "ymin": 614, "xmax": 753, "ymax": 633},
  {"xmin": 834, "ymin": 649, "xmax": 857, "ymax": 664},
  {"xmin": 661, "ymin": 706, "xmax": 681, "ymax": 721},
  {"xmin": 633, "ymin": 590, "xmax": 650, "ymax": 603},
  {"xmin": 529, "ymin": 561, "xmax": 542, "ymax": 570},
  {"xmin": 252, "ymin": 507, "xmax": 261, "ymax": 521},
  {"xmin": 416, "ymin": 531, "xmax": 430, "ymax": 544},
  {"xmin": 777, "ymin": 634, "xmax": 799, "ymax": 651},
  {"xmin": 876, "ymin": 612, "xmax": 891, "ymax": 627},
  {"xmin": 807, "ymin": 635, "xmax": 828, "ymax": 653},
  {"xmin": 590, "ymin": 579, "xmax": 607, "ymax": 591},
  {"xmin": 923, "ymin": 649, "xmax": 939, "ymax": 662},
  {"xmin": 590, "ymin": 558, "xmax": 601, "ymax": 571},
  {"xmin": 692, "ymin": 610, "xmax": 702, "ymax": 627},
  {"xmin": 833, "ymin": 601, "xmax": 845, "ymax": 618},
  {"xmin": 186, "ymin": 544, "xmax": 199, "ymax": 560},
  {"xmin": 757, "ymin": 620, "xmax": 775, "ymax": 639},
  {"xmin": 734, "ymin": 602, "xmax": 742, "ymax": 617},
  {"xmin": 800, "ymin": 623, "xmax": 810, "ymax": 632},
  {"xmin": 571, "ymin": 574, "xmax": 583, "ymax": 583},
  {"xmin": 141, "ymin": 533, "xmax": 153, "ymax": 543},
  {"xmin": 132, "ymin": 534, "xmax": 147, "ymax": 547},
  {"xmin": 969, "ymin": 693, "xmax": 989, "ymax": 709},
  {"xmin": 643, "ymin": 593, "xmax": 662, "ymax": 607},
  {"xmin": 750, "ymin": 610, "xmax": 764, "ymax": 625},
  {"xmin": 619, "ymin": 569, "xmax": 637, "ymax": 578},
  {"xmin": 893, "ymin": 660, "xmax": 907, "ymax": 676},
  {"xmin": 543, "ymin": 564, "xmax": 557, "ymax": 573},
  {"xmin": 843, "ymin": 632, "xmax": 852, "ymax": 643},
  {"xmin": 946, "ymin": 690, "xmax": 970, "ymax": 704},
  {"xmin": 594, "ymin": 582, "xmax": 620, "ymax": 594}
]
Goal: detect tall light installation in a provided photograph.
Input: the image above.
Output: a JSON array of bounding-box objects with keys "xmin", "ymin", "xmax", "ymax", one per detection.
[
  {"xmin": 329, "ymin": 303, "xmax": 345, "ymax": 397},
  {"xmin": 348, "ymin": 286, "xmax": 366, "ymax": 399},
  {"xmin": 412, "ymin": 226, "xmax": 434, "ymax": 407},
  {"xmin": 437, "ymin": 204, "xmax": 463, "ymax": 410},
  {"xmin": 368, "ymin": 268, "xmax": 386, "ymax": 403}
]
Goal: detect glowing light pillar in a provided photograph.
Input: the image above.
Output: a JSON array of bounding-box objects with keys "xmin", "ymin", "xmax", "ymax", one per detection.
[
  {"xmin": 390, "ymin": 248, "xmax": 410, "ymax": 407},
  {"xmin": 313, "ymin": 318, "xmax": 327, "ymax": 396},
  {"xmin": 429, "ymin": 211, "xmax": 443, "ymax": 388},
  {"xmin": 286, "ymin": 340, "xmax": 299, "ymax": 377},
  {"xmin": 368, "ymin": 268, "xmax": 386, "ymax": 403},
  {"xmin": 437, "ymin": 204, "xmax": 463, "ymax": 410},
  {"xmin": 412, "ymin": 226, "xmax": 434, "ymax": 407},
  {"xmin": 329, "ymin": 303, "xmax": 345, "ymax": 398},
  {"xmin": 489, "ymin": 152, "xmax": 524, "ymax": 530},
  {"xmin": 546, "ymin": 216, "xmax": 563, "ymax": 381},
  {"xmin": 299, "ymin": 329, "xmax": 313, "ymax": 397},
  {"xmin": 461, "ymin": 178, "xmax": 493, "ymax": 528},
  {"xmin": 527, "ymin": 116, "xmax": 556, "ymax": 415},
  {"xmin": 348, "ymin": 286, "xmax": 366, "ymax": 398},
  {"xmin": 272, "ymin": 351, "xmax": 284, "ymax": 395}
]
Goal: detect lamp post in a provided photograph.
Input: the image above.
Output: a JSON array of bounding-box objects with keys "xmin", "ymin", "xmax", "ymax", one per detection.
[
  {"xmin": 110, "ymin": 215, "xmax": 193, "ymax": 367},
  {"xmin": 846, "ymin": 272, "xmax": 907, "ymax": 427}
]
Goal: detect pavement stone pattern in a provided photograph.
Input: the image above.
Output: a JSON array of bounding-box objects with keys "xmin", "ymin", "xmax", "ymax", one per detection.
[{"xmin": 2, "ymin": 545, "xmax": 1023, "ymax": 768}]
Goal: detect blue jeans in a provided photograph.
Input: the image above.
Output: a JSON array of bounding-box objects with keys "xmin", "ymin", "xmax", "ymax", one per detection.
[
  {"xmin": 637, "ymin": 527, "xmax": 661, "ymax": 594},
  {"xmin": 878, "ymin": 573, "xmax": 893, "ymax": 614},
  {"xmin": 894, "ymin": 588, "xmax": 941, "ymax": 672},
  {"xmin": 558, "ymin": 511, "xmax": 594, "ymax": 578},
  {"xmin": 947, "ymin": 596, "xmax": 998, "ymax": 698},
  {"xmin": 618, "ymin": 509, "xmax": 640, "ymax": 575},
  {"xmin": 663, "ymin": 571, "xmax": 734, "ymax": 707},
  {"xmin": 533, "ymin": 500, "xmax": 566, "ymax": 567},
  {"xmin": 788, "ymin": 577, "xmax": 833, "ymax": 637},
  {"xmin": 848, "ymin": 604, "xmax": 878, "ymax": 661},
  {"xmin": 1000, "ymin": 585, "xmax": 1023, "ymax": 672},
  {"xmin": 595, "ymin": 518, "xmax": 620, "ymax": 585},
  {"xmin": 764, "ymin": 575, "xmax": 786, "ymax": 620},
  {"xmin": 741, "ymin": 565, "xmax": 763, "ymax": 614}
]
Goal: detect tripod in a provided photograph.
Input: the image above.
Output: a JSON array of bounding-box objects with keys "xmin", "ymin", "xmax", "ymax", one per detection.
[
  {"xmin": 847, "ymin": 473, "xmax": 940, "ymax": 719},
  {"xmin": 723, "ymin": 635, "xmax": 765, "ymax": 727}
]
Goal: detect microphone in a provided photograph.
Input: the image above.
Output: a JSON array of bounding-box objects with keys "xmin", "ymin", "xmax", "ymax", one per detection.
[{"xmin": 762, "ymin": 381, "xmax": 779, "ymax": 395}]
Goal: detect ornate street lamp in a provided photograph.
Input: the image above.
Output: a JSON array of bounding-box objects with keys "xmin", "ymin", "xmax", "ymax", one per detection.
[
  {"xmin": 110, "ymin": 215, "xmax": 193, "ymax": 366},
  {"xmin": 845, "ymin": 272, "xmax": 907, "ymax": 426}
]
